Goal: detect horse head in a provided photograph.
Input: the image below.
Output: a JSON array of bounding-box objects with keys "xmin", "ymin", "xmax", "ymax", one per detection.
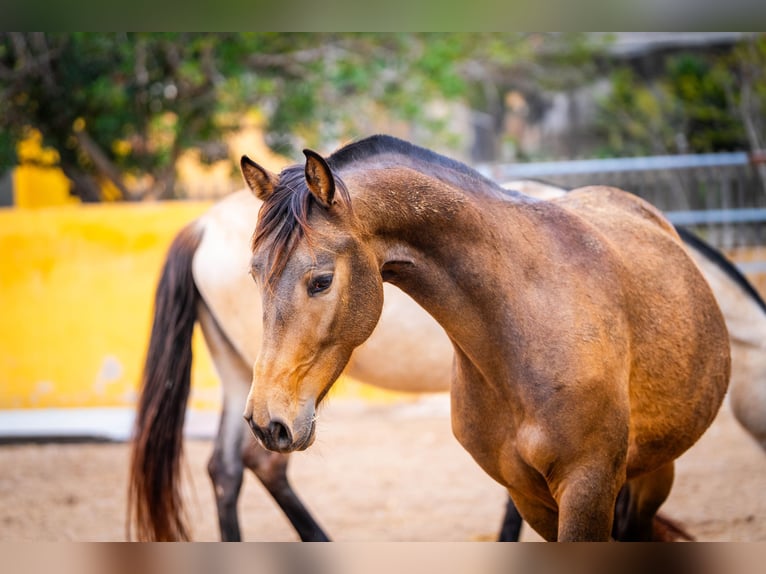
[{"xmin": 240, "ymin": 150, "xmax": 384, "ymax": 453}]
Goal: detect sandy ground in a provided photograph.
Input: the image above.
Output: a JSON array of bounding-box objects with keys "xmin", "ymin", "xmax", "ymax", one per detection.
[{"xmin": 0, "ymin": 394, "xmax": 764, "ymax": 542}]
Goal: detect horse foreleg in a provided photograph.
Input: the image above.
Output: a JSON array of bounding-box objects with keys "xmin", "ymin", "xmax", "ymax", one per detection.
[
  {"xmin": 242, "ymin": 432, "xmax": 330, "ymax": 541},
  {"xmin": 207, "ymin": 404, "xmax": 246, "ymax": 541},
  {"xmin": 555, "ymin": 468, "xmax": 623, "ymax": 541},
  {"xmin": 497, "ymin": 495, "xmax": 523, "ymax": 541},
  {"xmin": 612, "ymin": 462, "xmax": 675, "ymax": 541}
]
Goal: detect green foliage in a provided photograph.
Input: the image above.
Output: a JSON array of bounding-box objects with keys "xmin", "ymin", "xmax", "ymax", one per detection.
[
  {"xmin": 594, "ymin": 34, "xmax": 766, "ymax": 157},
  {"xmin": 0, "ymin": 32, "xmax": 599, "ymax": 200}
]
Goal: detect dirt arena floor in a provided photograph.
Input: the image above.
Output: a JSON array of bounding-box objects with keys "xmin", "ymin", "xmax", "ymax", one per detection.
[{"xmin": 0, "ymin": 394, "xmax": 764, "ymax": 542}]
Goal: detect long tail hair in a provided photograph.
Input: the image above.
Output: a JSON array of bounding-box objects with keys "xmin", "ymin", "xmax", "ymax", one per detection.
[{"xmin": 127, "ymin": 222, "xmax": 203, "ymax": 541}]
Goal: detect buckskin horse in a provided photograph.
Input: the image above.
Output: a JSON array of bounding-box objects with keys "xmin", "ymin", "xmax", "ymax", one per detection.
[
  {"xmin": 130, "ymin": 144, "xmax": 755, "ymax": 541},
  {"xmin": 239, "ymin": 134, "xmax": 729, "ymax": 541}
]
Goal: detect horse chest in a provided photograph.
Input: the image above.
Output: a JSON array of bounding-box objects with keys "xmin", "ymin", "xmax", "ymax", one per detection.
[
  {"xmin": 450, "ymin": 380, "xmax": 559, "ymax": 514},
  {"xmin": 448, "ymin": 360, "xmax": 531, "ymax": 487}
]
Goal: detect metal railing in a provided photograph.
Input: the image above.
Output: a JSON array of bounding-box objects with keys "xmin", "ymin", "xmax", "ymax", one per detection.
[{"xmin": 480, "ymin": 151, "xmax": 766, "ymax": 274}]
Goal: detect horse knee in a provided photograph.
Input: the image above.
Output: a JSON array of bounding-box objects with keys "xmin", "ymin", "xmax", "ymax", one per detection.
[{"xmin": 207, "ymin": 451, "xmax": 243, "ymax": 505}]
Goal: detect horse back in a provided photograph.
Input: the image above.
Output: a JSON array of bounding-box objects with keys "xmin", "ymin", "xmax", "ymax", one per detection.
[{"xmin": 558, "ymin": 185, "xmax": 679, "ymax": 243}]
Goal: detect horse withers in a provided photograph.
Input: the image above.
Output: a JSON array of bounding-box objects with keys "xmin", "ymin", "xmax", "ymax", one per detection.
[{"xmin": 241, "ymin": 135, "xmax": 730, "ymax": 542}]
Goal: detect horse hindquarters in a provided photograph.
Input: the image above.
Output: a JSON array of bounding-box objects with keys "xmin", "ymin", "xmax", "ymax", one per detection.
[{"xmin": 127, "ymin": 222, "xmax": 203, "ymax": 541}]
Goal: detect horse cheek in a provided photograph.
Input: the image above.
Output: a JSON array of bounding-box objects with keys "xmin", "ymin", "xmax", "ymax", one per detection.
[{"xmin": 344, "ymin": 254, "xmax": 385, "ymax": 348}]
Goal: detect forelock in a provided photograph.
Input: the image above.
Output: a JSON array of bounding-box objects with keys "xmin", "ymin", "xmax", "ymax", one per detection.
[{"xmin": 251, "ymin": 164, "xmax": 350, "ymax": 287}]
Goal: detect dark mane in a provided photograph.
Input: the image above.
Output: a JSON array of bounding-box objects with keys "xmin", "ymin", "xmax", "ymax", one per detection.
[
  {"xmin": 676, "ymin": 226, "xmax": 766, "ymax": 315},
  {"xmin": 328, "ymin": 134, "xmax": 507, "ymax": 196},
  {"xmin": 252, "ymin": 164, "xmax": 351, "ymax": 286}
]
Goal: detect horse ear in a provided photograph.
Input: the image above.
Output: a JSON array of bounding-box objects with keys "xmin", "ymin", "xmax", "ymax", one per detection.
[
  {"xmin": 303, "ymin": 149, "xmax": 335, "ymax": 208},
  {"xmin": 240, "ymin": 155, "xmax": 277, "ymax": 201}
]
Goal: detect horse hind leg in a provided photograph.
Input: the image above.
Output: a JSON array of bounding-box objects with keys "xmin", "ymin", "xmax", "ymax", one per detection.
[
  {"xmin": 207, "ymin": 409, "xmax": 246, "ymax": 541},
  {"xmin": 611, "ymin": 462, "xmax": 681, "ymax": 541},
  {"xmin": 497, "ymin": 496, "xmax": 524, "ymax": 541},
  {"xmin": 198, "ymin": 300, "xmax": 251, "ymax": 541}
]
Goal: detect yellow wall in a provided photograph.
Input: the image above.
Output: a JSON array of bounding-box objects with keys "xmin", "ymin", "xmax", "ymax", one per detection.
[
  {"xmin": 0, "ymin": 201, "xmax": 222, "ymax": 411},
  {"xmin": 1, "ymin": 128, "xmax": 415, "ymax": 413},
  {"xmin": 12, "ymin": 165, "xmax": 77, "ymax": 208},
  {"xmin": 0, "ymin": 200, "xmax": 426, "ymax": 414},
  {"xmin": 12, "ymin": 129, "xmax": 79, "ymax": 208}
]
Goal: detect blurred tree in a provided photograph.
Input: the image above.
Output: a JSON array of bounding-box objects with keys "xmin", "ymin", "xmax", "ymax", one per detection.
[
  {"xmin": 0, "ymin": 33, "xmax": 599, "ymax": 201},
  {"xmin": 1, "ymin": 33, "xmax": 227, "ymax": 200},
  {"xmin": 725, "ymin": 34, "xmax": 766, "ymax": 190},
  {"xmin": 725, "ymin": 35, "xmax": 766, "ymax": 154},
  {"xmin": 594, "ymin": 34, "xmax": 766, "ymax": 159}
]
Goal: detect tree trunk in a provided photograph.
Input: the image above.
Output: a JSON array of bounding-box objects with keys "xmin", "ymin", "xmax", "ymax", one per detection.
[
  {"xmin": 60, "ymin": 163, "xmax": 102, "ymax": 202},
  {"xmin": 73, "ymin": 129, "xmax": 135, "ymax": 200}
]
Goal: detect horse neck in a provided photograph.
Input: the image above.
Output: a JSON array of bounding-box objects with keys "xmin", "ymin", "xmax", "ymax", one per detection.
[{"xmin": 343, "ymin": 166, "xmax": 537, "ymax": 368}]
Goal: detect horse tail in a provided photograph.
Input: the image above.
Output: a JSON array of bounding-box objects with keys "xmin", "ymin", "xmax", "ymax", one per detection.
[{"xmin": 127, "ymin": 221, "xmax": 204, "ymax": 541}]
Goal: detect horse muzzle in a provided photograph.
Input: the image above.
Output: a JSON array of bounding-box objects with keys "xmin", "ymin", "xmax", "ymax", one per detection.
[{"xmin": 245, "ymin": 413, "xmax": 316, "ymax": 453}]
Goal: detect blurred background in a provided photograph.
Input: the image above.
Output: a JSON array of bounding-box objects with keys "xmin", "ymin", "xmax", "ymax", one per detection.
[{"xmin": 1, "ymin": 31, "xmax": 765, "ymax": 431}]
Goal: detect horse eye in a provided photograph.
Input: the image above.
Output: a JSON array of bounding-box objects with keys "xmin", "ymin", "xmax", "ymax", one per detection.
[{"xmin": 308, "ymin": 274, "xmax": 333, "ymax": 296}]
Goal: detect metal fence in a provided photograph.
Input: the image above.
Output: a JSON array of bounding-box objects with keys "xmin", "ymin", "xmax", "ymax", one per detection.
[{"xmin": 480, "ymin": 151, "xmax": 766, "ymax": 274}]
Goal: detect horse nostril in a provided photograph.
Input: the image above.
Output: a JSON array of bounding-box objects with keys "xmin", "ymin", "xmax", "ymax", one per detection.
[
  {"xmin": 246, "ymin": 416, "xmax": 266, "ymax": 444},
  {"xmin": 268, "ymin": 419, "xmax": 292, "ymax": 450}
]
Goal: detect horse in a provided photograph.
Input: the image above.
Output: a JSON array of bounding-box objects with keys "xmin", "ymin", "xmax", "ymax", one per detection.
[
  {"xmin": 240, "ymin": 134, "xmax": 730, "ymax": 541},
  {"xmin": 128, "ymin": 178, "xmax": 760, "ymax": 543}
]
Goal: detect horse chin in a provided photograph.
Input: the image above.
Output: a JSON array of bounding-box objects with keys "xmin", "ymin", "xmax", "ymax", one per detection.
[
  {"xmin": 278, "ymin": 407, "xmax": 317, "ymax": 453},
  {"xmin": 293, "ymin": 419, "xmax": 317, "ymax": 452}
]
